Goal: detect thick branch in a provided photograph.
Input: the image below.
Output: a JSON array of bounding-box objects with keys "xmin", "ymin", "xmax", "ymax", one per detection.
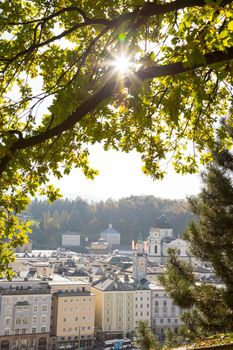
[
  {"xmin": 0, "ymin": 46, "xmax": 233, "ymax": 175},
  {"xmin": 2, "ymin": 0, "xmax": 232, "ymax": 66}
]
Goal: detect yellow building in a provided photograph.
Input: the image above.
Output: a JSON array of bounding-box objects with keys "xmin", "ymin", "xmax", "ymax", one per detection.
[
  {"xmin": 92, "ymin": 279, "xmax": 135, "ymax": 339},
  {"xmin": 49, "ymin": 275, "xmax": 95, "ymax": 349}
]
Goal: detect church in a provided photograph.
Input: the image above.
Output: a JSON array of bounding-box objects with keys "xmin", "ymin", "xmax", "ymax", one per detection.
[{"xmin": 132, "ymin": 227, "xmax": 190, "ymax": 278}]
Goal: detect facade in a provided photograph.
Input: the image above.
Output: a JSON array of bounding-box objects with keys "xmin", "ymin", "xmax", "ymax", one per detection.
[
  {"xmin": 132, "ymin": 236, "xmax": 147, "ymax": 281},
  {"xmin": 88, "ymin": 238, "xmax": 112, "ymax": 254},
  {"xmin": 100, "ymin": 224, "xmax": 121, "ymax": 245},
  {"xmin": 49, "ymin": 276, "xmax": 95, "ymax": 350},
  {"xmin": 150, "ymin": 284, "xmax": 183, "ymax": 338},
  {"xmin": 62, "ymin": 233, "xmax": 80, "ymax": 247},
  {"xmin": 163, "ymin": 238, "xmax": 189, "ymax": 260},
  {"xmin": 0, "ymin": 279, "xmax": 51, "ymax": 350},
  {"xmin": 92, "ymin": 279, "xmax": 135, "ymax": 339},
  {"xmin": 146, "ymin": 227, "xmax": 189, "ymax": 263},
  {"xmin": 134, "ymin": 289, "xmax": 151, "ymax": 326}
]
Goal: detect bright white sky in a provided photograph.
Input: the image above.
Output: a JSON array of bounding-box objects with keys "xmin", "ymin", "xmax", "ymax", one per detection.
[{"xmin": 52, "ymin": 144, "xmax": 201, "ymax": 201}]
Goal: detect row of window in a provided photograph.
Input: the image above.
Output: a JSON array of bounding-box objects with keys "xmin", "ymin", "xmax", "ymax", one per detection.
[
  {"xmin": 4, "ymin": 327, "xmax": 47, "ymax": 335},
  {"xmin": 135, "ymin": 303, "xmax": 150, "ymax": 308},
  {"xmin": 62, "ymin": 326, "xmax": 92, "ymax": 332},
  {"xmin": 63, "ymin": 306, "xmax": 92, "ymax": 312},
  {"xmin": 63, "ymin": 316, "xmax": 92, "ymax": 322},
  {"xmin": 153, "ymin": 318, "xmax": 179, "ymax": 324},
  {"xmin": 5, "ymin": 296, "xmax": 48, "ymax": 302},
  {"xmin": 135, "ymin": 297, "xmax": 150, "ymax": 301},
  {"xmin": 4, "ymin": 315, "xmax": 48, "ymax": 325},
  {"xmin": 63, "ymin": 297, "xmax": 92, "ymax": 303},
  {"xmin": 154, "ymin": 307, "xmax": 177, "ymax": 315}
]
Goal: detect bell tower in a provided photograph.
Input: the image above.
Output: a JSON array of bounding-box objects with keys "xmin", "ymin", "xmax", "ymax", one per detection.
[{"xmin": 132, "ymin": 233, "xmax": 147, "ymax": 281}]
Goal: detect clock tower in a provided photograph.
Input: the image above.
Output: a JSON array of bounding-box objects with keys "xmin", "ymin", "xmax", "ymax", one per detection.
[{"xmin": 132, "ymin": 233, "xmax": 147, "ymax": 281}]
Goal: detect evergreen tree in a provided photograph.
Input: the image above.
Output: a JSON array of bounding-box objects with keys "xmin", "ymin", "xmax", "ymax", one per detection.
[
  {"xmin": 134, "ymin": 321, "xmax": 160, "ymax": 350},
  {"xmin": 160, "ymin": 148, "xmax": 233, "ymax": 334}
]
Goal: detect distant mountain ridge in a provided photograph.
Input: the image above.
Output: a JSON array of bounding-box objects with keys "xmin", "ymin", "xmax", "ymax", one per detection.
[{"xmin": 28, "ymin": 195, "xmax": 195, "ymax": 249}]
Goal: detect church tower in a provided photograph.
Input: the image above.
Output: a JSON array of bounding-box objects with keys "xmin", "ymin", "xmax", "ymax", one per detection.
[{"xmin": 132, "ymin": 233, "xmax": 147, "ymax": 281}]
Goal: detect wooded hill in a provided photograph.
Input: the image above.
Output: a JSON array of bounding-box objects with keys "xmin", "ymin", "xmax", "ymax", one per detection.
[{"xmin": 28, "ymin": 196, "xmax": 195, "ymax": 249}]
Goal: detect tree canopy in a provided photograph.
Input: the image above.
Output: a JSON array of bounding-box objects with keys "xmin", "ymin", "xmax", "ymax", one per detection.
[
  {"xmin": 160, "ymin": 146, "xmax": 233, "ymax": 335},
  {"xmin": 0, "ymin": 0, "xmax": 233, "ymax": 276}
]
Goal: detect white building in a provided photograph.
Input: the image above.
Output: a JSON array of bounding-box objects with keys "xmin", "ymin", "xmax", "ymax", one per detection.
[
  {"xmin": 100, "ymin": 224, "xmax": 121, "ymax": 245},
  {"xmin": 163, "ymin": 238, "xmax": 189, "ymax": 259},
  {"xmin": 146, "ymin": 227, "xmax": 189, "ymax": 263},
  {"xmin": 149, "ymin": 283, "xmax": 183, "ymax": 338},
  {"xmin": 134, "ymin": 289, "xmax": 151, "ymax": 327},
  {"xmin": 0, "ymin": 279, "xmax": 51, "ymax": 350},
  {"xmin": 62, "ymin": 232, "xmax": 80, "ymax": 247}
]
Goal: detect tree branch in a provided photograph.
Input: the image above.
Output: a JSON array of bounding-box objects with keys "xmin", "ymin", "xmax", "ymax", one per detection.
[{"xmin": 0, "ymin": 46, "xmax": 233, "ymax": 175}]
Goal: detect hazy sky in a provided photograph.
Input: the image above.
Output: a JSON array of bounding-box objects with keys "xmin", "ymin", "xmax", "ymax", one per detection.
[{"xmin": 52, "ymin": 144, "xmax": 201, "ymax": 201}]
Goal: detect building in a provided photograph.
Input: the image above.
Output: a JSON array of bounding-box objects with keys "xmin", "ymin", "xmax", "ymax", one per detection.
[
  {"xmin": 0, "ymin": 279, "xmax": 51, "ymax": 350},
  {"xmin": 49, "ymin": 275, "xmax": 95, "ymax": 350},
  {"xmin": 149, "ymin": 283, "xmax": 183, "ymax": 339},
  {"xmin": 62, "ymin": 232, "xmax": 80, "ymax": 247},
  {"xmin": 92, "ymin": 278, "xmax": 135, "ymax": 339},
  {"xmin": 100, "ymin": 224, "xmax": 121, "ymax": 245},
  {"xmin": 146, "ymin": 227, "xmax": 189, "ymax": 263},
  {"xmin": 132, "ymin": 235, "xmax": 147, "ymax": 281},
  {"xmin": 88, "ymin": 238, "xmax": 112, "ymax": 254},
  {"xmin": 134, "ymin": 289, "xmax": 151, "ymax": 326},
  {"xmin": 163, "ymin": 238, "xmax": 189, "ymax": 260}
]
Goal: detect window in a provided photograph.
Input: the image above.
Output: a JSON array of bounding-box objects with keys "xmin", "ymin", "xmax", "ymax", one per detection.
[
  {"xmin": 163, "ymin": 301, "xmax": 167, "ymax": 306},
  {"xmin": 32, "ymin": 328, "xmax": 36, "ymax": 334},
  {"xmin": 168, "ymin": 318, "xmax": 171, "ymax": 323},
  {"xmin": 147, "ymin": 304, "xmax": 149, "ymax": 308},
  {"xmin": 136, "ymin": 312, "xmax": 138, "ymax": 316},
  {"xmin": 63, "ymin": 318, "xmax": 66, "ymax": 322},
  {"xmin": 41, "ymin": 316, "xmax": 47, "ymax": 323},
  {"xmin": 155, "ymin": 301, "xmax": 158, "ymax": 306},
  {"xmin": 33, "ymin": 306, "xmax": 38, "ymax": 312},
  {"xmin": 15, "ymin": 329, "xmax": 20, "ymax": 335},
  {"xmin": 4, "ymin": 329, "xmax": 10, "ymax": 336},
  {"xmin": 5, "ymin": 318, "xmax": 11, "ymax": 325},
  {"xmin": 42, "ymin": 305, "xmax": 47, "ymax": 312},
  {"xmin": 23, "ymin": 318, "xmax": 28, "ymax": 324},
  {"xmin": 41, "ymin": 326, "xmax": 46, "ymax": 333},
  {"xmin": 22, "ymin": 329, "xmax": 26, "ymax": 334},
  {"xmin": 140, "ymin": 312, "xmax": 143, "ymax": 316},
  {"xmin": 16, "ymin": 318, "xmax": 21, "ymax": 325},
  {"xmin": 75, "ymin": 317, "xmax": 78, "ymax": 321},
  {"xmin": 33, "ymin": 317, "xmax": 37, "ymax": 324},
  {"xmin": 160, "ymin": 319, "xmax": 163, "ymax": 324}
]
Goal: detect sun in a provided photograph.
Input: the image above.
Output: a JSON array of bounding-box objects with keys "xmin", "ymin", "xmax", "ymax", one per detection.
[{"xmin": 112, "ymin": 54, "xmax": 132, "ymax": 74}]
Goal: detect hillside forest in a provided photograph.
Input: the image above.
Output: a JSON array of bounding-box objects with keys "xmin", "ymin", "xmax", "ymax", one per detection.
[{"xmin": 27, "ymin": 196, "xmax": 195, "ymax": 249}]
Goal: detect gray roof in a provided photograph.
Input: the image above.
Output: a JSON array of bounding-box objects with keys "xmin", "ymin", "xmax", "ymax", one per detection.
[
  {"xmin": 101, "ymin": 224, "xmax": 120, "ymax": 235},
  {"xmin": 93, "ymin": 278, "xmax": 135, "ymax": 291}
]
